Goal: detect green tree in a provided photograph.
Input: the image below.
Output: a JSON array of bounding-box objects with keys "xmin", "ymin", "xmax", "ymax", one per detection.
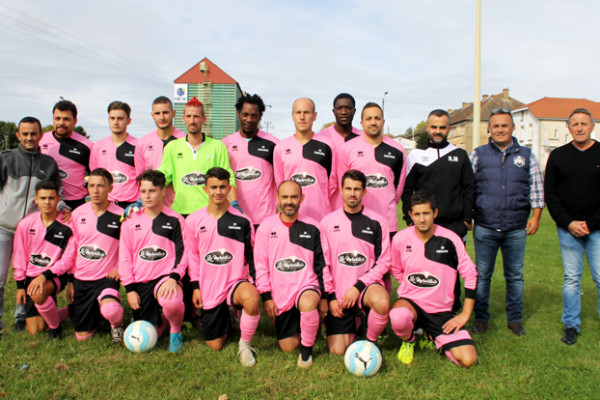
[
  {"xmin": 0, "ymin": 121, "xmax": 18, "ymax": 150},
  {"xmin": 320, "ymin": 121, "xmax": 334, "ymax": 131},
  {"xmin": 42, "ymin": 124, "xmax": 90, "ymax": 138}
]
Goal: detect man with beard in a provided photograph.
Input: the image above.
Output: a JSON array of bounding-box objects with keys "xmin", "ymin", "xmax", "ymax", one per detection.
[{"xmin": 40, "ymin": 100, "xmax": 94, "ymax": 210}]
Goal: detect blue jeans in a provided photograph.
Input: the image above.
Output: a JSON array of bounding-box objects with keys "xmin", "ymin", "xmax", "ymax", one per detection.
[
  {"xmin": 473, "ymin": 225, "xmax": 526, "ymax": 323},
  {"xmin": 557, "ymin": 228, "xmax": 600, "ymax": 332}
]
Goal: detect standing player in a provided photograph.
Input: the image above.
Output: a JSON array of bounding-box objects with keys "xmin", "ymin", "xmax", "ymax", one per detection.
[
  {"xmin": 40, "ymin": 99, "xmax": 94, "ymax": 210},
  {"xmin": 159, "ymin": 97, "xmax": 237, "ymax": 217},
  {"xmin": 390, "ymin": 191, "xmax": 477, "ymax": 367},
  {"xmin": 47, "ymin": 168, "xmax": 124, "ymax": 342},
  {"xmin": 222, "ymin": 94, "xmax": 279, "ymax": 227},
  {"xmin": 13, "ymin": 181, "xmax": 72, "ymax": 338},
  {"xmin": 90, "ymin": 101, "xmax": 139, "ymax": 208},
  {"xmin": 119, "ymin": 170, "xmax": 187, "ymax": 352},
  {"xmin": 320, "ymin": 170, "xmax": 391, "ymax": 355},
  {"xmin": 274, "ymin": 97, "xmax": 337, "ymax": 222},
  {"xmin": 134, "ymin": 96, "xmax": 185, "ymax": 208},
  {"xmin": 186, "ymin": 168, "xmax": 260, "ymax": 366},
  {"xmin": 255, "ymin": 180, "xmax": 332, "ymax": 368}
]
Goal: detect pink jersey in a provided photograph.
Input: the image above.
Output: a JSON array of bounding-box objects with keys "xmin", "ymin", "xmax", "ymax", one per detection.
[
  {"xmin": 39, "ymin": 131, "xmax": 93, "ymax": 201},
  {"xmin": 119, "ymin": 207, "xmax": 187, "ymax": 291},
  {"xmin": 89, "ymin": 134, "xmax": 139, "ymax": 203},
  {"xmin": 134, "ymin": 128, "xmax": 185, "ymax": 207},
  {"xmin": 273, "ymin": 135, "xmax": 337, "ymax": 221},
  {"xmin": 254, "ymin": 214, "xmax": 332, "ymax": 314},
  {"xmin": 339, "ymin": 135, "xmax": 406, "ymax": 232},
  {"xmin": 49, "ymin": 203, "xmax": 123, "ymax": 281},
  {"xmin": 222, "ymin": 130, "xmax": 279, "ymax": 225},
  {"xmin": 317, "ymin": 125, "xmax": 362, "ymax": 209},
  {"xmin": 391, "ymin": 225, "xmax": 477, "ymax": 314},
  {"xmin": 320, "ymin": 207, "xmax": 391, "ymax": 300},
  {"xmin": 12, "ymin": 212, "xmax": 73, "ymax": 285},
  {"xmin": 185, "ymin": 207, "xmax": 255, "ymax": 309}
]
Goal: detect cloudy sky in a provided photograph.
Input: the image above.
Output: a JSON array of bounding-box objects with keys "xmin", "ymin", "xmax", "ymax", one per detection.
[{"xmin": 1, "ymin": 0, "xmax": 598, "ymax": 141}]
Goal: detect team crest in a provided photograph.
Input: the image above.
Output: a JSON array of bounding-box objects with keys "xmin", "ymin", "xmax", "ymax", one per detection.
[{"xmin": 513, "ymin": 155, "xmax": 526, "ymax": 168}]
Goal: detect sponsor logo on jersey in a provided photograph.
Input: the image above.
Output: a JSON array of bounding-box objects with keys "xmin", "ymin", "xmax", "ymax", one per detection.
[
  {"xmin": 338, "ymin": 251, "xmax": 367, "ymax": 267},
  {"xmin": 205, "ymin": 249, "xmax": 234, "ymax": 265},
  {"xmin": 275, "ymin": 256, "xmax": 306, "ymax": 272},
  {"xmin": 366, "ymin": 174, "xmax": 389, "ymax": 188},
  {"xmin": 181, "ymin": 172, "xmax": 206, "ymax": 186},
  {"xmin": 299, "ymin": 231, "xmax": 312, "ymax": 239},
  {"xmin": 313, "ymin": 149, "xmax": 325, "ymax": 156},
  {"xmin": 79, "ymin": 245, "xmax": 107, "ymax": 261},
  {"xmin": 30, "ymin": 254, "xmax": 52, "ymax": 267},
  {"xmin": 448, "ymin": 155, "xmax": 458, "ymax": 162},
  {"xmin": 59, "ymin": 169, "xmax": 69, "ymax": 180},
  {"xmin": 513, "ymin": 155, "xmax": 526, "ymax": 168},
  {"xmin": 54, "ymin": 231, "xmax": 65, "ymax": 240},
  {"xmin": 361, "ymin": 227, "xmax": 374, "ymax": 235},
  {"xmin": 290, "ymin": 172, "xmax": 316, "ymax": 187},
  {"xmin": 407, "ymin": 273, "xmax": 440, "ymax": 288},
  {"xmin": 111, "ymin": 171, "xmax": 128, "ymax": 184},
  {"xmin": 383, "ymin": 152, "xmax": 396, "ymax": 159},
  {"xmin": 229, "ymin": 222, "xmax": 241, "ymax": 230},
  {"xmin": 125, "ymin": 150, "xmax": 134, "ymax": 158},
  {"xmin": 162, "ymin": 222, "xmax": 173, "ymax": 230},
  {"xmin": 69, "ymin": 148, "xmax": 81, "ymax": 155},
  {"xmin": 107, "ymin": 222, "xmax": 119, "ymax": 229},
  {"xmin": 436, "ymin": 245, "xmax": 448, "ymax": 254},
  {"xmin": 258, "ymin": 146, "xmax": 270, "ymax": 152},
  {"xmin": 28, "ymin": 228, "xmax": 36, "ymax": 236},
  {"xmin": 138, "ymin": 246, "xmax": 168, "ymax": 262},
  {"xmin": 235, "ymin": 167, "xmax": 262, "ymax": 181}
]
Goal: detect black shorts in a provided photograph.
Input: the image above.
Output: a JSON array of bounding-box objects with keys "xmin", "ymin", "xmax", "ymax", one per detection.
[
  {"xmin": 72, "ymin": 278, "xmax": 120, "ymax": 332},
  {"xmin": 325, "ymin": 306, "xmax": 359, "ymax": 336},
  {"xmin": 274, "ymin": 307, "xmax": 301, "ymax": 341},
  {"xmin": 133, "ymin": 276, "xmax": 167, "ymax": 327},
  {"xmin": 24, "ymin": 275, "xmax": 67, "ymax": 319},
  {"xmin": 201, "ymin": 301, "xmax": 231, "ymax": 341}
]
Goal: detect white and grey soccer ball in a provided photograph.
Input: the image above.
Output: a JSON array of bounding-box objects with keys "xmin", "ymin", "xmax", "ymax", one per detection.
[{"xmin": 344, "ymin": 340, "xmax": 383, "ymax": 377}]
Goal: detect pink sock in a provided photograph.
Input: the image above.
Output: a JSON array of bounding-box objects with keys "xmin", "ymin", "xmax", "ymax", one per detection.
[
  {"xmin": 158, "ymin": 292, "xmax": 184, "ymax": 334},
  {"xmin": 367, "ymin": 310, "xmax": 389, "ymax": 342},
  {"xmin": 35, "ymin": 297, "xmax": 60, "ymax": 329},
  {"xmin": 75, "ymin": 331, "xmax": 94, "ymax": 341},
  {"xmin": 300, "ymin": 309, "xmax": 319, "ymax": 348},
  {"xmin": 100, "ymin": 301, "xmax": 124, "ymax": 328},
  {"xmin": 58, "ymin": 306, "xmax": 70, "ymax": 322},
  {"xmin": 445, "ymin": 350, "xmax": 460, "ymax": 366},
  {"xmin": 390, "ymin": 307, "xmax": 414, "ymax": 341},
  {"xmin": 240, "ymin": 309, "xmax": 260, "ymax": 343}
]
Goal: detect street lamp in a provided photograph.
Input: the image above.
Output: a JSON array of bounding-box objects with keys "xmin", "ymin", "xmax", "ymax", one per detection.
[{"xmin": 382, "ymin": 91, "xmax": 389, "ymax": 114}]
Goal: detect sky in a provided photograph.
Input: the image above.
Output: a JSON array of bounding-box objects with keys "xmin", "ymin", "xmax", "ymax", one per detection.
[{"xmin": 1, "ymin": 0, "xmax": 599, "ymax": 141}]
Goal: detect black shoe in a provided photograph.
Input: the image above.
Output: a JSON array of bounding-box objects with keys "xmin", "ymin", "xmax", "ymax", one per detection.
[
  {"xmin": 508, "ymin": 322, "xmax": 527, "ymax": 336},
  {"xmin": 472, "ymin": 321, "xmax": 488, "ymax": 334},
  {"xmin": 47, "ymin": 326, "xmax": 62, "ymax": 340},
  {"xmin": 561, "ymin": 327, "xmax": 578, "ymax": 345},
  {"xmin": 14, "ymin": 320, "xmax": 26, "ymax": 332}
]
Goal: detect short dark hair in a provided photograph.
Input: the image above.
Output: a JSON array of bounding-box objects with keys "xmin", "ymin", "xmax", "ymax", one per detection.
[
  {"xmin": 205, "ymin": 167, "xmax": 230, "ymax": 182},
  {"xmin": 35, "ymin": 180, "xmax": 59, "ymax": 194},
  {"xmin": 428, "ymin": 109, "xmax": 449, "ymax": 120},
  {"xmin": 53, "ymin": 100, "xmax": 78, "ymax": 119},
  {"xmin": 333, "ymin": 93, "xmax": 356, "ymax": 109},
  {"xmin": 410, "ymin": 190, "xmax": 437, "ymax": 212},
  {"xmin": 107, "ymin": 101, "xmax": 131, "ymax": 118},
  {"xmin": 17, "ymin": 116, "xmax": 42, "ymax": 132},
  {"xmin": 89, "ymin": 168, "xmax": 113, "ymax": 186},
  {"xmin": 341, "ymin": 169, "xmax": 366, "ymax": 190},
  {"xmin": 152, "ymin": 96, "xmax": 173, "ymax": 110},
  {"xmin": 568, "ymin": 108, "xmax": 594, "ymax": 126},
  {"xmin": 277, "ymin": 179, "xmax": 302, "ymax": 195},
  {"xmin": 136, "ymin": 169, "xmax": 166, "ymax": 188},
  {"xmin": 235, "ymin": 94, "xmax": 266, "ymax": 116},
  {"xmin": 361, "ymin": 102, "xmax": 383, "ymax": 119}
]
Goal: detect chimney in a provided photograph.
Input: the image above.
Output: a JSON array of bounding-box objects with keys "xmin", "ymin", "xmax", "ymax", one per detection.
[
  {"xmin": 482, "ymin": 94, "xmax": 489, "ymax": 101},
  {"xmin": 502, "ymin": 88, "xmax": 509, "ymax": 99}
]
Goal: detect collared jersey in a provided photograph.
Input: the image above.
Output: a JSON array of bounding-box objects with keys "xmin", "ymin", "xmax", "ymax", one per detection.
[
  {"xmin": 12, "ymin": 212, "xmax": 72, "ymax": 283},
  {"xmin": 320, "ymin": 207, "xmax": 391, "ymax": 299},
  {"xmin": 134, "ymin": 128, "xmax": 185, "ymax": 208},
  {"xmin": 159, "ymin": 135, "xmax": 235, "ymax": 215},
  {"xmin": 254, "ymin": 214, "xmax": 332, "ymax": 314},
  {"xmin": 49, "ymin": 202, "xmax": 123, "ymax": 281},
  {"xmin": 89, "ymin": 134, "xmax": 139, "ymax": 202},
  {"xmin": 391, "ymin": 225, "xmax": 477, "ymax": 314},
  {"xmin": 222, "ymin": 130, "xmax": 279, "ymax": 225},
  {"xmin": 119, "ymin": 207, "xmax": 187, "ymax": 289},
  {"xmin": 339, "ymin": 135, "xmax": 406, "ymax": 231},
  {"xmin": 40, "ymin": 131, "xmax": 93, "ymax": 201},
  {"xmin": 185, "ymin": 207, "xmax": 255, "ymax": 309},
  {"xmin": 274, "ymin": 135, "xmax": 337, "ymax": 221}
]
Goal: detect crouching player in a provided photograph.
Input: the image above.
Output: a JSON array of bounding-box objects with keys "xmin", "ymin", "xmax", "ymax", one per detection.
[
  {"xmin": 13, "ymin": 181, "xmax": 72, "ymax": 338},
  {"xmin": 185, "ymin": 167, "xmax": 260, "ymax": 366},
  {"xmin": 320, "ymin": 170, "xmax": 391, "ymax": 355},
  {"xmin": 119, "ymin": 170, "xmax": 187, "ymax": 352},
  {"xmin": 48, "ymin": 168, "xmax": 124, "ymax": 342},
  {"xmin": 390, "ymin": 191, "xmax": 477, "ymax": 367},
  {"xmin": 255, "ymin": 180, "xmax": 332, "ymax": 368}
]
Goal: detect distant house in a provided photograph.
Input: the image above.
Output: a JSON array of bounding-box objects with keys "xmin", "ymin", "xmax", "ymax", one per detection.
[
  {"xmin": 511, "ymin": 97, "xmax": 600, "ymax": 168},
  {"xmin": 173, "ymin": 57, "xmax": 242, "ymax": 139}
]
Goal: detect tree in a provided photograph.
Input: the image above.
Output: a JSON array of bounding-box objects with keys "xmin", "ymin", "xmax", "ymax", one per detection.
[
  {"xmin": 320, "ymin": 121, "xmax": 334, "ymax": 131},
  {"xmin": 0, "ymin": 121, "xmax": 18, "ymax": 150},
  {"xmin": 42, "ymin": 124, "xmax": 90, "ymax": 138}
]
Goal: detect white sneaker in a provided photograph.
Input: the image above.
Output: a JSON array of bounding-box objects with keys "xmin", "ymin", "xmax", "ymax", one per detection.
[
  {"xmin": 238, "ymin": 341, "xmax": 257, "ymax": 367},
  {"xmin": 297, "ymin": 354, "xmax": 313, "ymax": 369}
]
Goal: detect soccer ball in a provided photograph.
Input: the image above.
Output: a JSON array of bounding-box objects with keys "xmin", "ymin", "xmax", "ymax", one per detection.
[
  {"xmin": 123, "ymin": 320, "xmax": 158, "ymax": 353},
  {"xmin": 344, "ymin": 340, "xmax": 383, "ymax": 377}
]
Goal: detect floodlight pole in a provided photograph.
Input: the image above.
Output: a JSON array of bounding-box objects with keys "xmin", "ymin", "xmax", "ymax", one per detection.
[{"xmin": 472, "ymin": 0, "xmax": 481, "ymax": 151}]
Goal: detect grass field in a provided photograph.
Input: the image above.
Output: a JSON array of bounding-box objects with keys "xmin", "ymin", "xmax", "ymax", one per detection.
[{"xmin": 1, "ymin": 212, "xmax": 600, "ymax": 399}]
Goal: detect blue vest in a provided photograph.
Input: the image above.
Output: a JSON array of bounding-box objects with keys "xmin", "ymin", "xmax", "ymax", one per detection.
[{"xmin": 474, "ymin": 138, "xmax": 531, "ymax": 231}]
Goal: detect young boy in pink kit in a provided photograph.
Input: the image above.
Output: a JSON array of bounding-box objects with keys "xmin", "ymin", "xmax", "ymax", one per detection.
[
  {"xmin": 119, "ymin": 170, "xmax": 187, "ymax": 352},
  {"xmin": 185, "ymin": 167, "xmax": 260, "ymax": 367},
  {"xmin": 13, "ymin": 181, "xmax": 72, "ymax": 339}
]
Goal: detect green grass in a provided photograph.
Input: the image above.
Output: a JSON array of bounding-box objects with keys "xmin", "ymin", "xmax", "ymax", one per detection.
[{"xmin": 2, "ymin": 212, "xmax": 600, "ymax": 399}]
